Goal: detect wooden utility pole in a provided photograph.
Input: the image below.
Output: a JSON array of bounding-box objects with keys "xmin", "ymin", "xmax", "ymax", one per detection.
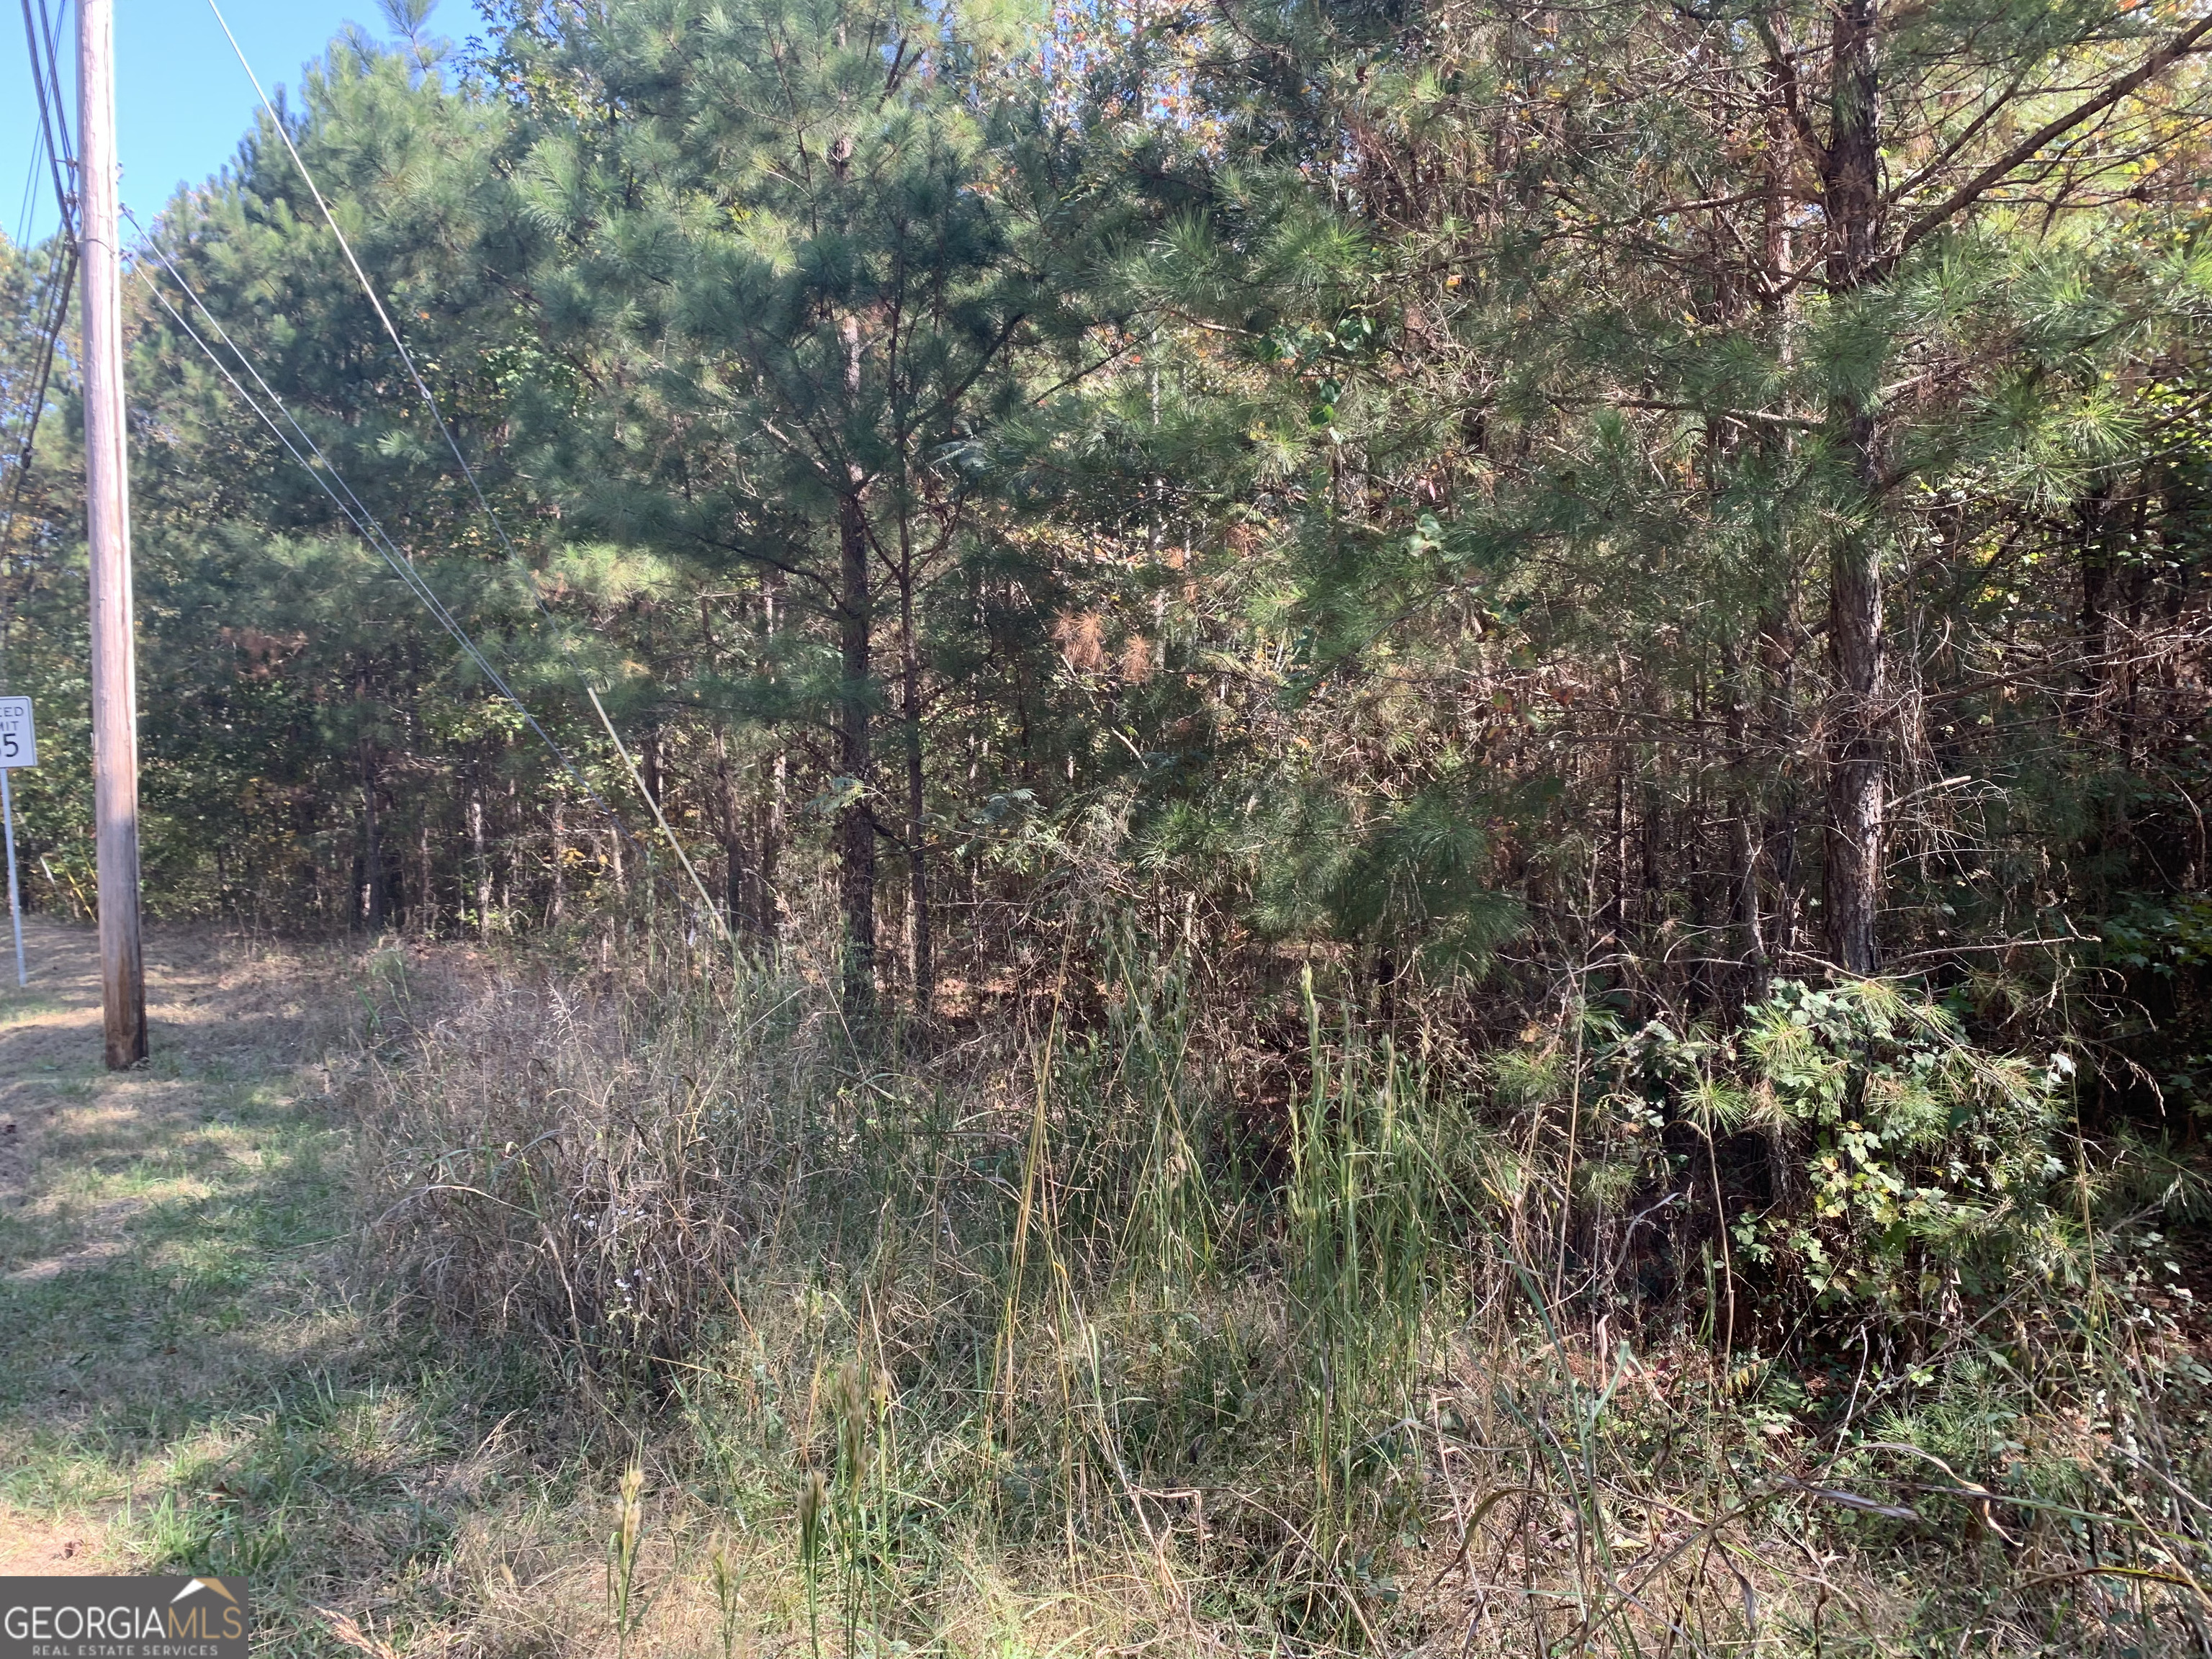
[{"xmin": 78, "ymin": 0, "xmax": 146, "ymax": 1068}]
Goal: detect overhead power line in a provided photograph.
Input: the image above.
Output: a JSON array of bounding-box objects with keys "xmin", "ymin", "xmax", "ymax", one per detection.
[
  {"xmin": 14, "ymin": 99, "xmax": 46, "ymax": 243},
  {"xmin": 202, "ymin": 0, "xmax": 729, "ymax": 940},
  {"xmin": 6, "ymin": 0, "xmax": 82, "ymax": 495},
  {"xmin": 20, "ymin": 0, "xmax": 77, "ymax": 238},
  {"xmin": 0, "ymin": 0, "xmax": 81, "ymax": 691},
  {"xmin": 125, "ymin": 226, "xmax": 622, "ymax": 827},
  {"xmin": 0, "ymin": 239, "xmax": 75, "ymax": 551}
]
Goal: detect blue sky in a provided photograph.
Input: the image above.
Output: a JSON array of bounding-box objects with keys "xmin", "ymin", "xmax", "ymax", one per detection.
[{"xmin": 1, "ymin": 0, "xmax": 454, "ymax": 245}]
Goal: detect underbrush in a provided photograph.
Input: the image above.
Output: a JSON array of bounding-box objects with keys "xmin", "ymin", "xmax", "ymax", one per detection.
[{"xmin": 347, "ymin": 925, "xmax": 2212, "ymax": 1656}]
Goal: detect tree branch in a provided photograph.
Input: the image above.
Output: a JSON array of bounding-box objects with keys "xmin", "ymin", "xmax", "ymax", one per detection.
[{"xmin": 1899, "ymin": 14, "xmax": 2212, "ymax": 253}]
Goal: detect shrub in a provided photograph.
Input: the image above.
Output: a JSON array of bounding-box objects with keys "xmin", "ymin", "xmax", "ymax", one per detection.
[{"xmin": 1607, "ymin": 979, "xmax": 2079, "ymax": 1330}]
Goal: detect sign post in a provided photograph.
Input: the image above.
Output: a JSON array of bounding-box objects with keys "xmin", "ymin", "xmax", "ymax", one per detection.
[{"xmin": 0, "ymin": 696, "xmax": 36, "ymax": 987}]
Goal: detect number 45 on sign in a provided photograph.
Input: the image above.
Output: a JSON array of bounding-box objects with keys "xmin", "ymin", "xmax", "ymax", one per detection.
[{"xmin": 0, "ymin": 696, "xmax": 35, "ymax": 987}]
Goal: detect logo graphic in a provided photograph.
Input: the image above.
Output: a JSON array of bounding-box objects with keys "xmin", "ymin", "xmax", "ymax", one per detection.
[
  {"xmin": 1, "ymin": 1576, "xmax": 251, "ymax": 1658},
  {"xmin": 170, "ymin": 1581, "xmax": 238, "ymax": 1609}
]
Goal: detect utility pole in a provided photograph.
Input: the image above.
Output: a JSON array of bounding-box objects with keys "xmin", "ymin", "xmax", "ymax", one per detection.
[{"xmin": 78, "ymin": 0, "xmax": 146, "ymax": 1068}]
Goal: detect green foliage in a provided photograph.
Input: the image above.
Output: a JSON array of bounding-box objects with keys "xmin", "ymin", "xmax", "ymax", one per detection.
[
  {"xmin": 5, "ymin": 0, "xmax": 2212, "ymax": 1489},
  {"xmin": 1610, "ymin": 979, "xmax": 2078, "ymax": 1320},
  {"xmin": 7, "ymin": 0, "xmax": 2212, "ymax": 1646}
]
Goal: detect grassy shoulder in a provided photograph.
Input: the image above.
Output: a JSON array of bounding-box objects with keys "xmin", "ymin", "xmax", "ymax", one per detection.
[
  {"xmin": 0, "ymin": 925, "xmax": 1150, "ymax": 1658},
  {"xmin": 0, "ymin": 924, "xmax": 515, "ymax": 1653}
]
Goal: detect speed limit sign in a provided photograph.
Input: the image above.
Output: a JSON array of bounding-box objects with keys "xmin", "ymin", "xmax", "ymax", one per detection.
[{"xmin": 0, "ymin": 697, "xmax": 32, "ymax": 768}]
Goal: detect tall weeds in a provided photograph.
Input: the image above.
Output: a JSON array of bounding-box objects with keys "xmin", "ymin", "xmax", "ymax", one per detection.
[{"xmin": 349, "ymin": 924, "xmax": 2212, "ymax": 1655}]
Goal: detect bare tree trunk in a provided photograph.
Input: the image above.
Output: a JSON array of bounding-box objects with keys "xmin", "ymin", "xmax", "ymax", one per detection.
[
  {"xmin": 697, "ymin": 596, "xmax": 750, "ymax": 943},
  {"xmin": 762, "ymin": 747, "xmax": 785, "ymax": 939},
  {"xmin": 1752, "ymin": 48, "xmax": 1801, "ymax": 982},
  {"xmin": 416, "ymin": 811, "xmax": 434, "ymax": 935},
  {"xmin": 840, "ymin": 489, "xmax": 876, "ymax": 1017},
  {"xmin": 758, "ymin": 571, "xmax": 786, "ymax": 943},
  {"xmin": 469, "ymin": 775, "xmax": 491, "ymax": 942},
  {"xmin": 837, "ymin": 314, "xmax": 876, "ymax": 1020},
  {"xmin": 1606, "ymin": 752, "xmax": 1628, "ymax": 945},
  {"xmin": 1820, "ymin": 0, "xmax": 1887, "ymax": 975},
  {"xmin": 714, "ymin": 724, "xmax": 745, "ymax": 938},
  {"xmin": 900, "ymin": 529, "xmax": 931, "ymax": 1015},
  {"xmin": 1759, "ymin": 600, "xmax": 1804, "ymax": 965},
  {"xmin": 1722, "ymin": 642, "xmax": 1767, "ymax": 993},
  {"xmin": 549, "ymin": 797, "xmax": 567, "ymax": 925},
  {"xmin": 1825, "ymin": 508, "xmax": 1884, "ymax": 975},
  {"xmin": 359, "ymin": 740, "xmax": 386, "ymax": 930},
  {"xmin": 2079, "ymin": 488, "xmax": 2116, "ymax": 714}
]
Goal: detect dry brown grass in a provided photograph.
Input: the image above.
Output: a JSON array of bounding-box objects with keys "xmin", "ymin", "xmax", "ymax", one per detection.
[
  {"xmin": 340, "ymin": 923, "xmax": 2212, "ymax": 1658},
  {"xmin": 6, "ymin": 914, "xmax": 2206, "ymax": 1655}
]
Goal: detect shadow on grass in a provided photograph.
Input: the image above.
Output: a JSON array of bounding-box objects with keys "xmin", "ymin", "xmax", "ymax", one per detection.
[{"xmin": 0, "ymin": 924, "xmax": 565, "ymax": 1656}]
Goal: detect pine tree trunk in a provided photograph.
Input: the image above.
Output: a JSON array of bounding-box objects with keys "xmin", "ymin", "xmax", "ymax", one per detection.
[
  {"xmin": 1821, "ymin": 0, "xmax": 1886, "ymax": 975},
  {"xmin": 359, "ymin": 740, "xmax": 386, "ymax": 930},
  {"xmin": 901, "ymin": 536, "xmax": 931, "ymax": 1015},
  {"xmin": 1825, "ymin": 499, "xmax": 1884, "ymax": 975},
  {"xmin": 698, "ymin": 597, "xmax": 751, "ymax": 943},
  {"xmin": 837, "ymin": 315, "xmax": 876, "ymax": 1019},
  {"xmin": 549, "ymin": 797, "xmax": 567, "ymax": 925},
  {"xmin": 2079, "ymin": 489, "xmax": 2115, "ymax": 713},
  {"xmin": 1606, "ymin": 749, "xmax": 1628, "ymax": 945},
  {"xmin": 762, "ymin": 745, "xmax": 784, "ymax": 940},
  {"xmin": 715, "ymin": 725, "xmax": 746, "ymax": 940},
  {"xmin": 840, "ymin": 487, "xmax": 876, "ymax": 1016},
  {"xmin": 416, "ymin": 812, "xmax": 434, "ymax": 935},
  {"xmin": 1759, "ymin": 604, "xmax": 1804, "ymax": 965},
  {"xmin": 760, "ymin": 570, "xmax": 786, "ymax": 943},
  {"xmin": 469, "ymin": 776, "xmax": 491, "ymax": 943},
  {"xmin": 1754, "ymin": 53, "xmax": 1800, "ymax": 981},
  {"xmin": 1722, "ymin": 642, "xmax": 1767, "ymax": 993}
]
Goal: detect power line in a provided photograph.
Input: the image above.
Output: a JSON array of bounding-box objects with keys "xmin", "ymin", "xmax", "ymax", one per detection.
[
  {"xmin": 20, "ymin": 0, "xmax": 76, "ymax": 239},
  {"xmin": 123, "ymin": 207, "xmax": 630, "ymax": 837},
  {"xmin": 14, "ymin": 108, "xmax": 45, "ymax": 244},
  {"xmin": 3, "ymin": 0, "xmax": 79, "ymax": 552},
  {"xmin": 202, "ymin": 0, "xmax": 729, "ymax": 939},
  {"xmin": 130, "ymin": 214, "xmax": 532, "ymax": 691},
  {"xmin": 0, "ymin": 238, "xmax": 74, "ymax": 541},
  {"xmin": 0, "ymin": 1, "xmax": 78, "ymax": 693},
  {"xmin": 0, "ymin": 243, "xmax": 74, "ymax": 696},
  {"xmin": 6, "ymin": 0, "xmax": 725, "ymax": 935}
]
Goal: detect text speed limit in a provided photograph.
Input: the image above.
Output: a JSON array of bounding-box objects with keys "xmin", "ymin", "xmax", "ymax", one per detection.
[{"xmin": 0, "ymin": 698, "xmax": 35, "ymax": 769}]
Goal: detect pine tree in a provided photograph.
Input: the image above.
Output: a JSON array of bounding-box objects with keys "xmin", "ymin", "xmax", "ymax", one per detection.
[
  {"xmin": 501, "ymin": 0, "xmax": 1067, "ymax": 1016},
  {"xmin": 1145, "ymin": 0, "xmax": 2212, "ymax": 983}
]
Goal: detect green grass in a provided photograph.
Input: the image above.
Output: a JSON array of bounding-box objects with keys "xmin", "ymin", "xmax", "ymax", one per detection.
[{"xmin": 0, "ymin": 954, "xmax": 563, "ymax": 1656}]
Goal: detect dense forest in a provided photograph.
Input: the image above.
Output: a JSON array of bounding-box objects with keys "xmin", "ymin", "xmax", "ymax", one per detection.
[
  {"xmin": 4, "ymin": 0, "xmax": 2212, "ymax": 1647},
  {"xmin": 1, "ymin": 0, "xmax": 2200, "ymax": 1019}
]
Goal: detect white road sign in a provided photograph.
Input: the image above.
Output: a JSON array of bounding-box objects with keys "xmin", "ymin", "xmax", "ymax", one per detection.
[{"xmin": 0, "ymin": 697, "xmax": 35, "ymax": 768}]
